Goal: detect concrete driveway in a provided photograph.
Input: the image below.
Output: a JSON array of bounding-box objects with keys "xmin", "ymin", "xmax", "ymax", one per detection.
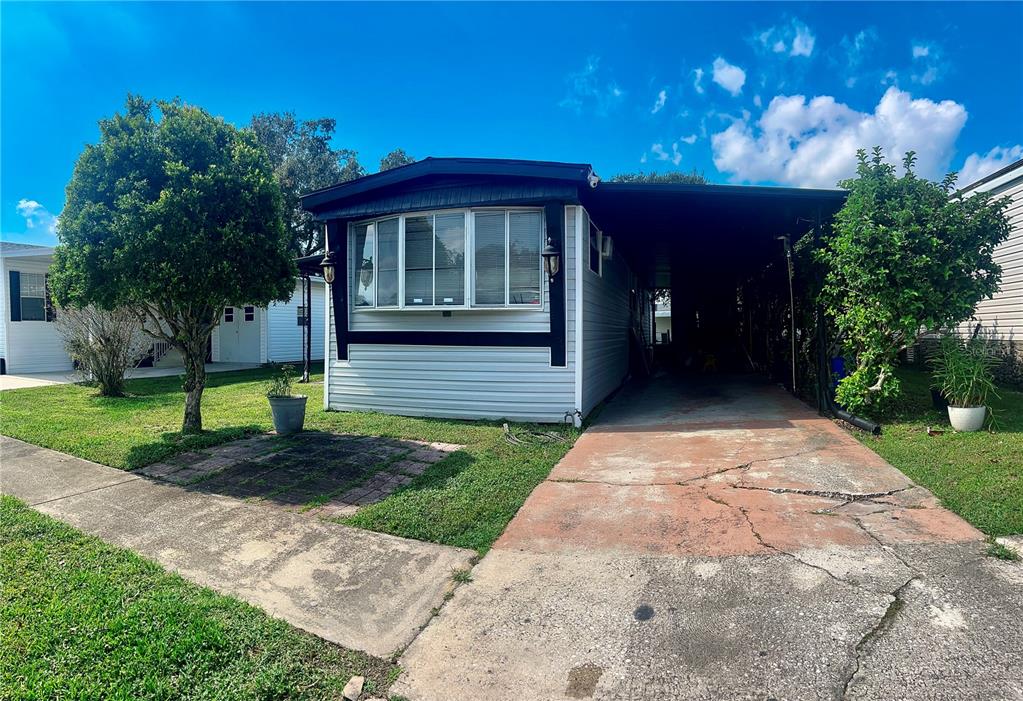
[{"xmin": 394, "ymin": 375, "xmax": 1023, "ymax": 700}]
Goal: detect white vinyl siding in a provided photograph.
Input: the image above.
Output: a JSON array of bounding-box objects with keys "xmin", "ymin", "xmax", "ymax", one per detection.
[
  {"xmin": 266, "ymin": 279, "xmax": 326, "ymax": 363},
  {"xmin": 959, "ymin": 170, "xmax": 1023, "ymax": 339},
  {"xmin": 2, "ymin": 256, "xmax": 72, "ymax": 373},
  {"xmin": 580, "ymin": 207, "xmax": 632, "ymax": 416},
  {"xmin": 326, "ymin": 206, "xmax": 579, "ymax": 423}
]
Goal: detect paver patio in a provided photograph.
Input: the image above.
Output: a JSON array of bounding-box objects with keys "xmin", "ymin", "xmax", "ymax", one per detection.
[{"xmin": 394, "ymin": 374, "xmax": 1023, "ymax": 700}]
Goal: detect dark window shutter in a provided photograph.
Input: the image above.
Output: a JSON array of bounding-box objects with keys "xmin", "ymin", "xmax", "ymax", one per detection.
[
  {"xmin": 9, "ymin": 271, "xmax": 21, "ymax": 321},
  {"xmin": 44, "ymin": 274, "xmax": 56, "ymax": 322}
]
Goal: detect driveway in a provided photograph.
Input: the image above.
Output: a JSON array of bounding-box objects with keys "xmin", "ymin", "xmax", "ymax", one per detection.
[{"xmin": 394, "ymin": 375, "xmax": 1023, "ymax": 700}]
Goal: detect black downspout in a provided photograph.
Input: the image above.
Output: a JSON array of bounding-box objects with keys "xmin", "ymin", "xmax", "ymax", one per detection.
[
  {"xmin": 812, "ymin": 206, "xmax": 881, "ymax": 435},
  {"xmin": 301, "ymin": 274, "xmax": 311, "ymax": 383}
]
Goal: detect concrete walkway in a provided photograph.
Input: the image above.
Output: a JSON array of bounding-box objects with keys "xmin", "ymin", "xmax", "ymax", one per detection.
[
  {"xmin": 395, "ymin": 375, "xmax": 1023, "ymax": 700},
  {"xmin": 0, "ymin": 436, "xmax": 474, "ymax": 658},
  {"xmin": 0, "ymin": 362, "xmax": 261, "ymax": 391}
]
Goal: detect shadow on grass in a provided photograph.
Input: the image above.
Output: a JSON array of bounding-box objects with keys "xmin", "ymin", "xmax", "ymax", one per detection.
[{"xmin": 124, "ymin": 424, "xmax": 266, "ymax": 471}]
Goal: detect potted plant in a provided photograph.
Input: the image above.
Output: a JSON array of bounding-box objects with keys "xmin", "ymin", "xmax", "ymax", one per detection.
[
  {"xmin": 930, "ymin": 335, "xmax": 999, "ymax": 432},
  {"xmin": 265, "ymin": 364, "xmax": 307, "ymax": 435}
]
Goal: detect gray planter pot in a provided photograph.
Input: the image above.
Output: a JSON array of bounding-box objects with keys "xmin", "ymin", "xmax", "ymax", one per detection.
[
  {"xmin": 947, "ymin": 405, "xmax": 986, "ymax": 432},
  {"xmin": 268, "ymin": 395, "xmax": 307, "ymax": 435}
]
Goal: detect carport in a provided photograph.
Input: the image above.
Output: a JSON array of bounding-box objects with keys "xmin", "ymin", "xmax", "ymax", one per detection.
[{"xmin": 581, "ymin": 181, "xmax": 846, "ymax": 395}]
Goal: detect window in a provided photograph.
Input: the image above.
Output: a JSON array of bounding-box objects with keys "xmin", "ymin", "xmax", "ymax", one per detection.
[
  {"xmin": 224, "ymin": 307, "xmax": 234, "ymax": 322},
  {"xmin": 296, "ymin": 305, "xmax": 308, "ymax": 326},
  {"xmin": 244, "ymin": 306, "xmax": 255, "ymax": 322},
  {"xmin": 350, "ymin": 208, "xmax": 540, "ymax": 310},
  {"xmin": 19, "ymin": 273, "xmax": 48, "ymax": 321},
  {"xmin": 588, "ymin": 222, "xmax": 602, "ymax": 276}
]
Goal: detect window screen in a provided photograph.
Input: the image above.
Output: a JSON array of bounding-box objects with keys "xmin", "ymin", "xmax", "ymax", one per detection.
[
  {"xmin": 404, "ymin": 215, "xmax": 433, "ymax": 305},
  {"xmin": 434, "ymin": 213, "xmax": 465, "ymax": 305},
  {"xmin": 19, "ymin": 273, "xmax": 46, "ymax": 321},
  {"xmin": 296, "ymin": 306, "xmax": 307, "ymax": 326},
  {"xmin": 473, "ymin": 212, "xmax": 506, "ymax": 305},
  {"xmin": 508, "ymin": 212, "xmax": 541, "ymax": 305},
  {"xmin": 377, "ymin": 218, "xmax": 399, "ymax": 306},
  {"xmin": 352, "ymin": 222, "xmax": 375, "ymax": 307}
]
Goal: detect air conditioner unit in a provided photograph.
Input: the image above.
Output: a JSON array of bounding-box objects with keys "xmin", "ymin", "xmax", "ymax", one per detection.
[{"xmin": 600, "ymin": 235, "xmax": 614, "ymax": 260}]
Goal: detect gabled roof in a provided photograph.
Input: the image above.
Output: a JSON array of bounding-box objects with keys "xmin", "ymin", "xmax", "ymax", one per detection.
[
  {"xmin": 300, "ymin": 157, "xmax": 595, "ymax": 212},
  {"xmin": 0, "ymin": 242, "xmax": 54, "ymax": 258}
]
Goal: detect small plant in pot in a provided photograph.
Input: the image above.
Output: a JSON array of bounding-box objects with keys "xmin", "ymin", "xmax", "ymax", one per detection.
[
  {"xmin": 265, "ymin": 364, "xmax": 307, "ymax": 435},
  {"xmin": 930, "ymin": 335, "xmax": 999, "ymax": 432}
]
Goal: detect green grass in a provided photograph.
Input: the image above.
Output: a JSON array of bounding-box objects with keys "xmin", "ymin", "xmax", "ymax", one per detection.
[
  {"xmin": 0, "ymin": 365, "xmax": 578, "ymax": 553},
  {"xmin": 855, "ymin": 367, "xmax": 1023, "ymax": 537},
  {"xmin": 0, "ymin": 495, "xmax": 397, "ymax": 700}
]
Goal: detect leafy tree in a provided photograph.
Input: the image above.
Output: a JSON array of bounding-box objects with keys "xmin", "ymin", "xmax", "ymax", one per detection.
[
  {"xmin": 817, "ymin": 148, "xmax": 1010, "ymax": 413},
  {"xmin": 610, "ymin": 169, "xmax": 707, "ymax": 184},
  {"xmin": 379, "ymin": 148, "xmax": 416, "ymax": 171},
  {"xmin": 250, "ymin": 112, "xmax": 365, "ymax": 255},
  {"xmin": 51, "ymin": 96, "xmax": 295, "ymax": 432}
]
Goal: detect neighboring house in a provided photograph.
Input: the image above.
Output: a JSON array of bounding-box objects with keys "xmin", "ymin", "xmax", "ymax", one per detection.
[
  {"xmin": 655, "ymin": 302, "xmax": 672, "ymax": 344},
  {"xmin": 300, "ymin": 157, "xmax": 845, "ymax": 424},
  {"xmin": 0, "ymin": 243, "xmax": 69, "ymax": 374},
  {"xmin": 209, "ymin": 278, "xmax": 326, "ymax": 365},
  {"xmin": 959, "ymin": 159, "xmax": 1023, "ymax": 346},
  {"xmin": 1, "ymin": 241, "xmax": 324, "ymax": 374}
]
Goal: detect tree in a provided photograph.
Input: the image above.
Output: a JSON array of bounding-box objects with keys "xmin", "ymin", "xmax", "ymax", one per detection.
[
  {"xmin": 610, "ymin": 169, "xmax": 707, "ymax": 184},
  {"xmin": 817, "ymin": 148, "xmax": 1010, "ymax": 413},
  {"xmin": 379, "ymin": 148, "xmax": 416, "ymax": 171},
  {"xmin": 250, "ymin": 112, "xmax": 365, "ymax": 255},
  {"xmin": 51, "ymin": 96, "xmax": 295, "ymax": 432},
  {"xmin": 55, "ymin": 305, "xmax": 150, "ymax": 397}
]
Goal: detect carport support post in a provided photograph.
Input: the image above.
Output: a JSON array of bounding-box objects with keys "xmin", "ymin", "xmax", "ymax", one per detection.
[{"xmin": 301, "ymin": 274, "xmax": 311, "ymax": 383}]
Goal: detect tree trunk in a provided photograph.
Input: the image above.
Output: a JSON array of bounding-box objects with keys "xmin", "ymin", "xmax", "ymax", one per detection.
[{"xmin": 181, "ymin": 339, "xmax": 207, "ymax": 433}]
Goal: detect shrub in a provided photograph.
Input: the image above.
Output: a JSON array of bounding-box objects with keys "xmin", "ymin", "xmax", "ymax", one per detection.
[
  {"xmin": 55, "ymin": 306, "xmax": 150, "ymax": 397},
  {"xmin": 929, "ymin": 334, "xmax": 999, "ymax": 408}
]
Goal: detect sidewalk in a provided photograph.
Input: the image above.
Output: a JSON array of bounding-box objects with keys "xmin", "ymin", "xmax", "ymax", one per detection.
[{"xmin": 0, "ymin": 436, "xmax": 474, "ymax": 657}]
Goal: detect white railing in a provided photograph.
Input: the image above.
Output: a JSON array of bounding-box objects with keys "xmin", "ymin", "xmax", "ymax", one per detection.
[{"xmin": 151, "ymin": 341, "xmax": 173, "ymax": 364}]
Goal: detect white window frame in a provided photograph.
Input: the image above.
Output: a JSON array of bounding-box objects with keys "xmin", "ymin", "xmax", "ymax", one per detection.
[
  {"xmin": 18, "ymin": 272, "xmax": 49, "ymax": 322},
  {"xmin": 349, "ymin": 207, "xmax": 545, "ymax": 312}
]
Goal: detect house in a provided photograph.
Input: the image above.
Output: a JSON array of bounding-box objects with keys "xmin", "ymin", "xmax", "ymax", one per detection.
[
  {"xmin": 1, "ymin": 240, "xmax": 325, "ymax": 375},
  {"xmin": 958, "ymin": 158, "xmax": 1023, "ymax": 350},
  {"xmin": 1, "ymin": 243, "xmax": 69, "ymax": 374},
  {"xmin": 301, "ymin": 157, "xmax": 846, "ymax": 425}
]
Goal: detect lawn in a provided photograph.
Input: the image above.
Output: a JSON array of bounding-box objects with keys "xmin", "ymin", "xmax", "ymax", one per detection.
[
  {"xmin": 855, "ymin": 367, "xmax": 1023, "ymax": 537},
  {"xmin": 0, "ymin": 365, "xmax": 578, "ymax": 553},
  {"xmin": 0, "ymin": 495, "xmax": 397, "ymax": 701}
]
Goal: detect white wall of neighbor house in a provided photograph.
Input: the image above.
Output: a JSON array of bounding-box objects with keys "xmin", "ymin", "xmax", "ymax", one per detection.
[
  {"xmin": 579, "ymin": 207, "xmax": 634, "ymax": 416},
  {"xmin": 266, "ymin": 279, "xmax": 326, "ymax": 363},
  {"xmin": 325, "ymin": 206, "xmax": 580, "ymax": 423},
  {"xmin": 961, "ymin": 166, "xmax": 1023, "ymax": 341},
  {"xmin": 2, "ymin": 256, "xmax": 73, "ymax": 374},
  {"xmin": 0, "ymin": 256, "xmax": 7, "ymax": 363}
]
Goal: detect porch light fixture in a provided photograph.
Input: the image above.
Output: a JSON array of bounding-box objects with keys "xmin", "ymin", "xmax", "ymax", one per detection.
[
  {"xmin": 320, "ymin": 250, "xmax": 336, "ymax": 285},
  {"xmin": 541, "ymin": 238, "xmax": 560, "ymax": 281}
]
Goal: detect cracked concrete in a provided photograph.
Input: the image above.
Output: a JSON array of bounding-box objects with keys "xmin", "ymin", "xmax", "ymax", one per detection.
[{"xmin": 394, "ymin": 375, "xmax": 1022, "ymax": 700}]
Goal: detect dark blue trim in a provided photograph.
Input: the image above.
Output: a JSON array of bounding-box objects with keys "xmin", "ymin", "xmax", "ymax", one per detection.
[
  {"xmin": 8, "ymin": 270, "xmax": 20, "ymax": 322},
  {"xmin": 326, "ymin": 220, "xmax": 349, "ymax": 361},
  {"xmin": 347, "ymin": 331, "xmax": 553, "ymax": 348},
  {"xmin": 545, "ymin": 202, "xmax": 567, "ymax": 367}
]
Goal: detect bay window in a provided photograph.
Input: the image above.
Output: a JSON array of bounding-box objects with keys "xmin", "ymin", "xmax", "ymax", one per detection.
[{"xmin": 351, "ymin": 208, "xmax": 543, "ymax": 310}]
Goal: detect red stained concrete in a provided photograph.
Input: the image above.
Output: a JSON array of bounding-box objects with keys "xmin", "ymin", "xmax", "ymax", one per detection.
[{"xmin": 498, "ymin": 375, "xmax": 984, "ymax": 558}]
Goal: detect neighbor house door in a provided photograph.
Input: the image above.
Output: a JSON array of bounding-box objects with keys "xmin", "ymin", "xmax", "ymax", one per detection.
[{"xmin": 219, "ymin": 306, "xmax": 261, "ymax": 363}]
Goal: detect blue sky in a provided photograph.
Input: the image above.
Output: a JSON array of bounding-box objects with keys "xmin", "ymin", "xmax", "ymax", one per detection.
[{"xmin": 3, "ymin": 2, "xmax": 1022, "ymax": 245}]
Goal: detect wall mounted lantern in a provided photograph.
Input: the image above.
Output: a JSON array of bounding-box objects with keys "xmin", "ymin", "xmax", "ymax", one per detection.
[
  {"xmin": 320, "ymin": 250, "xmax": 336, "ymax": 285},
  {"xmin": 541, "ymin": 238, "xmax": 560, "ymax": 281}
]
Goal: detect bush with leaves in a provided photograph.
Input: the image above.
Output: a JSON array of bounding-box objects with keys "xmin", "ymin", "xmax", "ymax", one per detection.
[
  {"xmin": 929, "ymin": 334, "xmax": 1000, "ymax": 408},
  {"xmin": 55, "ymin": 306, "xmax": 150, "ymax": 397},
  {"xmin": 817, "ymin": 148, "xmax": 1010, "ymax": 413}
]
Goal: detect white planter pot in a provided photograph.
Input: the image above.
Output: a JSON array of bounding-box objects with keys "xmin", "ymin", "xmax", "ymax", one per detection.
[
  {"xmin": 947, "ymin": 405, "xmax": 986, "ymax": 432},
  {"xmin": 268, "ymin": 395, "xmax": 307, "ymax": 435}
]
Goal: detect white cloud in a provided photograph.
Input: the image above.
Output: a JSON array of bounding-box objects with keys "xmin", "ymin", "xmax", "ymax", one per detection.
[
  {"xmin": 651, "ymin": 142, "xmax": 683, "ymax": 166},
  {"xmin": 711, "ymin": 87, "xmax": 968, "ymax": 187},
  {"xmin": 692, "ymin": 68, "xmax": 705, "ymax": 94},
  {"xmin": 16, "ymin": 199, "xmax": 58, "ymax": 237},
  {"xmin": 640, "ymin": 152, "xmax": 648, "ymax": 164},
  {"xmin": 755, "ymin": 18, "xmax": 816, "ymax": 58},
  {"xmin": 712, "ymin": 57, "xmax": 746, "ymax": 96},
  {"xmin": 651, "ymin": 89, "xmax": 667, "ymax": 114},
  {"xmin": 753, "ymin": 94, "xmax": 763, "ymax": 108},
  {"xmin": 912, "ymin": 44, "xmax": 930, "ymax": 58},
  {"xmin": 837, "ymin": 28, "xmax": 878, "ymax": 88},
  {"xmin": 559, "ymin": 56, "xmax": 624, "ymax": 116},
  {"xmin": 680, "ymin": 134, "xmax": 698, "ymax": 145},
  {"xmin": 910, "ymin": 41, "xmax": 945, "ymax": 86},
  {"xmin": 958, "ymin": 145, "xmax": 1023, "ymax": 187}
]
